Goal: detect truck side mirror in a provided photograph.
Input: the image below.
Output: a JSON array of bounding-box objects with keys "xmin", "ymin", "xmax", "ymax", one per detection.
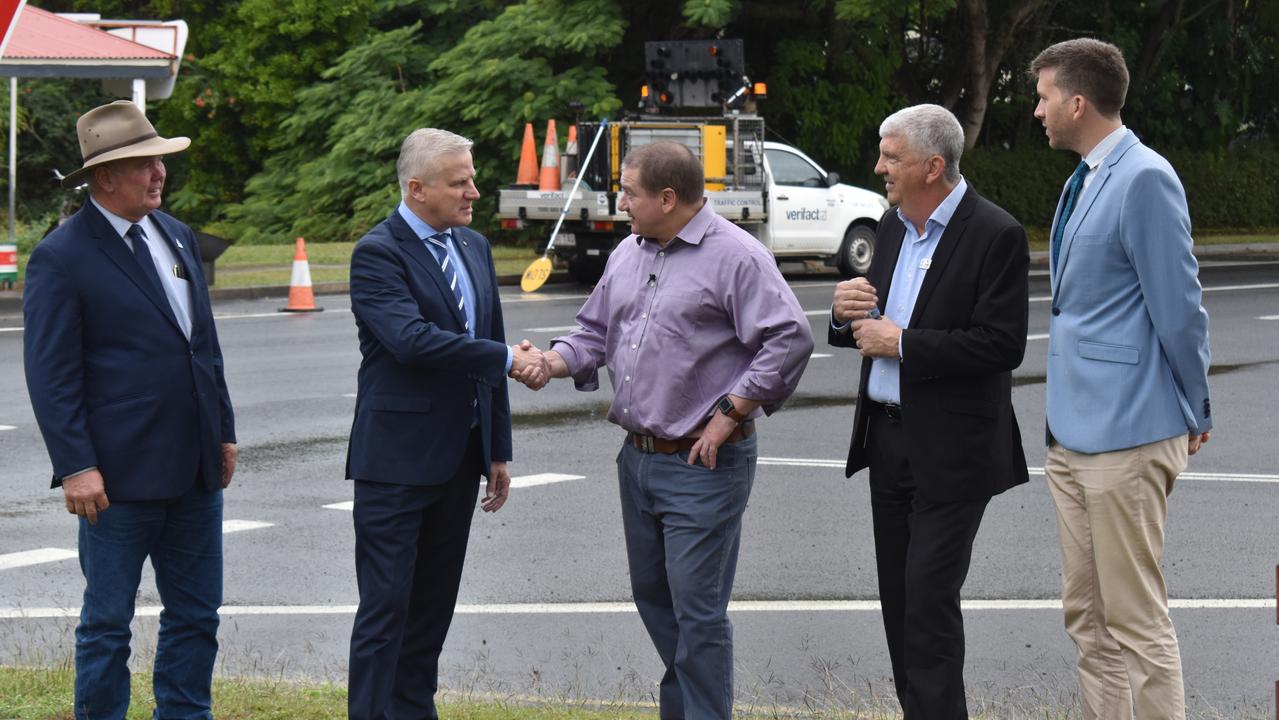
[{"xmin": 825, "ymin": 171, "xmax": 840, "ymax": 187}]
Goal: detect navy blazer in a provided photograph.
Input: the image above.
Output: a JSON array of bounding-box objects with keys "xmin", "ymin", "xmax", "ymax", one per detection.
[
  {"xmin": 346, "ymin": 211, "xmax": 512, "ymax": 485},
  {"xmin": 23, "ymin": 201, "xmax": 236, "ymax": 501},
  {"xmin": 830, "ymin": 187, "xmax": 1030, "ymax": 502}
]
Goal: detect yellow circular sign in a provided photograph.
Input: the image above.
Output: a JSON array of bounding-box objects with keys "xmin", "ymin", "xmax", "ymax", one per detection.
[{"xmin": 520, "ymin": 256, "xmax": 554, "ymax": 293}]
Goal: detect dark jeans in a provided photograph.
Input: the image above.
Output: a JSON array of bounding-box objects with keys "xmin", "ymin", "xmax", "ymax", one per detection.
[
  {"xmin": 867, "ymin": 411, "xmax": 988, "ymax": 720},
  {"xmin": 348, "ymin": 431, "xmax": 482, "ymax": 720},
  {"xmin": 617, "ymin": 434, "xmax": 758, "ymax": 720},
  {"xmin": 75, "ymin": 486, "xmax": 223, "ymax": 720}
]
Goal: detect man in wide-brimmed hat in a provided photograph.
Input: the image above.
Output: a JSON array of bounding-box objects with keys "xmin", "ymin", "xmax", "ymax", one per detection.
[{"xmin": 24, "ymin": 99, "xmax": 237, "ymax": 719}]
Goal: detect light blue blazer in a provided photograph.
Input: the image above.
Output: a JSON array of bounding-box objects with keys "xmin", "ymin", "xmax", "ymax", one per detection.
[{"xmin": 1047, "ymin": 130, "xmax": 1211, "ymax": 454}]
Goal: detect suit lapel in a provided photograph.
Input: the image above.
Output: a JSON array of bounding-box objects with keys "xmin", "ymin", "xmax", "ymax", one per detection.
[
  {"xmin": 85, "ymin": 204, "xmax": 185, "ymax": 336},
  {"xmin": 908, "ymin": 187, "xmax": 975, "ymax": 328},
  {"xmin": 453, "ymin": 227, "xmax": 489, "ymax": 336},
  {"xmin": 1057, "ymin": 131, "xmax": 1138, "ymax": 284},
  {"xmin": 872, "ymin": 214, "xmax": 906, "ymax": 309},
  {"xmin": 150, "ymin": 214, "xmax": 203, "ymax": 336},
  {"xmin": 389, "ymin": 213, "xmax": 468, "ymax": 329}
]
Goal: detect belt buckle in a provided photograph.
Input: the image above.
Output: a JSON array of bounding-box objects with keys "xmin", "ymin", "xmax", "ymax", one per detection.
[{"xmin": 640, "ymin": 435, "xmax": 655, "ymax": 453}]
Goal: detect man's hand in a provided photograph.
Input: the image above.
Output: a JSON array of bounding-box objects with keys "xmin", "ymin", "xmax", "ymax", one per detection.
[
  {"xmin": 832, "ymin": 278, "xmax": 879, "ymax": 324},
  {"xmin": 1188, "ymin": 430, "xmax": 1211, "ymax": 456},
  {"xmin": 222, "ymin": 443, "xmax": 238, "ymax": 488},
  {"xmin": 482, "ymin": 461, "xmax": 511, "ymax": 512},
  {"xmin": 64, "ymin": 469, "xmax": 109, "ymax": 525},
  {"xmin": 688, "ymin": 412, "xmax": 738, "ymax": 471},
  {"xmin": 851, "ymin": 315, "xmax": 903, "ymax": 358},
  {"xmin": 509, "ymin": 340, "xmax": 550, "ymax": 390}
]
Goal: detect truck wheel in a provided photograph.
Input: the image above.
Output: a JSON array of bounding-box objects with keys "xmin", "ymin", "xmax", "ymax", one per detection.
[
  {"xmin": 836, "ymin": 224, "xmax": 875, "ymax": 278},
  {"xmin": 568, "ymin": 257, "xmax": 605, "ymax": 285}
]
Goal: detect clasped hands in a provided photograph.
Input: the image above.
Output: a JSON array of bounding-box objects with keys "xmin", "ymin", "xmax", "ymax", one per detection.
[
  {"xmin": 833, "ymin": 277, "xmax": 901, "ymax": 358},
  {"xmin": 509, "ymin": 339, "xmax": 551, "ymax": 390}
]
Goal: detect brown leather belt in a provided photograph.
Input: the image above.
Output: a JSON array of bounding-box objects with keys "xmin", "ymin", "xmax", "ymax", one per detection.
[{"xmin": 627, "ymin": 420, "xmax": 756, "ymax": 454}]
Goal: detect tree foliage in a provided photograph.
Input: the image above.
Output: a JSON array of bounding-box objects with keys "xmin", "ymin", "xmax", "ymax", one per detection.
[{"xmin": 6, "ymin": 0, "xmax": 1277, "ymax": 238}]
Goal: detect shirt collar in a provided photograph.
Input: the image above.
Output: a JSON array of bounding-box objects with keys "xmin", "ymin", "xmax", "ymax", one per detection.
[
  {"xmin": 1082, "ymin": 125, "xmax": 1128, "ymax": 171},
  {"xmin": 397, "ymin": 201, "xmax": 450, "ymax": 242},
  {"xmin": 89, "ymin": 194, "xmax": 145, "ymax": 239},
  {"xmin": 894, "ymin": 176, "xmax": 967, "ymax": 238},
  {"xmin": 633, "ymin": 198, "xmax": 713, "ymax": 247}
]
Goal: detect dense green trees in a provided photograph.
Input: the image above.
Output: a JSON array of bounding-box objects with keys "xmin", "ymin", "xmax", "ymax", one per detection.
[{"xmin": 6, "ymin": 0, "xmax": 1276, "ymax": 241}]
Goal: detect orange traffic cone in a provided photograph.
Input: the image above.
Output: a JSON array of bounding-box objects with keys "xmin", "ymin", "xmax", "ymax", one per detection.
[
  {"xmin": 515, "ymin": 122, "xmax": 539, "ymax": 187},
  {"xmin": 538, "ymin": 119, "xmax": 561, "ymax": 191},
  {"xmin": 279, "ymin": 237, "xmax": 323, "ymax": 312},
  {"xmin": 561, "ymin": 124, "xmax": 579, "ymax": 186}
]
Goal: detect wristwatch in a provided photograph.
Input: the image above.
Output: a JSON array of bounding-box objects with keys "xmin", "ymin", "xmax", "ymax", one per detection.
[{"xmin": 716, "ymin": 394, "xmax": 747, "ymax": 423}]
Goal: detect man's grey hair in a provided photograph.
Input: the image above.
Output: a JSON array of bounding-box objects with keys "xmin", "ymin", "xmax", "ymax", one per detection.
[
  {"xmin": 397, "ymin": 128, "xmax": 473, "ymax": 198},
  {"xmin": 879, "ymin": 104, "xmax": 964, "ymax": 184}
]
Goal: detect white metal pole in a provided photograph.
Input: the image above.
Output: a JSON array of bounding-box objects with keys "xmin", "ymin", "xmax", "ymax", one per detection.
[
  {"xmin": 8, "ymin": 76, "xmax": 15, "ymax": 245},
  {"xmin": 132, "ymin": 78, "xmax": 146, "ymax": 113}
]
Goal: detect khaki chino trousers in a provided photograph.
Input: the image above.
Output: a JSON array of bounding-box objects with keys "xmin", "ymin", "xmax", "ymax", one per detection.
[{"xmin": 1045, "ymin": 434, "xmax": 1188, "ymax": 720}]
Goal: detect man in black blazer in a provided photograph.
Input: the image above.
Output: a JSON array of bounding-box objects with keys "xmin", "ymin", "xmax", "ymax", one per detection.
[
  {"xmin": 345, "ymin": 128, "xmax": 546, "ymax": 720},
  {"xmin": 829, "ymin": 104, "xmax": 1029, "ymax": 719},
  {"xmin": 24, "ymin": 100, "xmax": 236, "ymax": 718}
]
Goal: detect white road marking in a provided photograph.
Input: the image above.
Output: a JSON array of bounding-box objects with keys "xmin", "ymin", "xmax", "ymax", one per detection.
[
  {"xmin": 1027, "ymin": 333, "xmax": 1049, "ymax": 341},
  {"xmin": 0, "ymin": 548, "xmax": 78, "ymax": 571},
  {"xmin": 0, "ymin": 425, "xmax": 15, "ymax": 431},
  {"xmin": 1259, "ymin": 315, "xmax": 1279, "ymax": 320},
  {"xmin": 521, "ymin": 325, "xmax": 577, "ymax": 333},
  {"xmin": 809, "ymin": 353, "xmax": 833, "ymax": 359},
  {"xmin": 212, "ymin": 311, "xmax": 295, "ymax": 320},
  {"xmin": 759, "ymin": 457, "xmax": 1279, "ymax": 483},
  {"xmin": 3, "ymin": 597, "xmax": 1272, "ymax": 620},
  {"xmin": 804, "ymin": 309, "xmax": 832, "ymax": 317},
  {"xmin": 1030, "ymin": 282, "xmax": 1279, "ymax": 304},
  {"xmin": 324, "ymin": 473, "xmax": 587, "ymax": 512},
  {"xmin": 222, "ymin": 520, "xmax": 273, "ymax": 534},
  {"xmin": 509, "ymin": 473, "xmax": 585, "ymax": 489},
  {"xmin": 0, "ymin": 327, "xmax": 22, "ymax": 333}
]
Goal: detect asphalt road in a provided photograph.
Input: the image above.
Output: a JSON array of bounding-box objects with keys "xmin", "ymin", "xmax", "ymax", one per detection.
[{"xmin": 1, "ymin": 259, "xmax": 1276, "ymax": 717}]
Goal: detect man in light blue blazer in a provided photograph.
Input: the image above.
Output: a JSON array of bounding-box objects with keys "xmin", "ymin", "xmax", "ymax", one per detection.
[{"xmin": 1030, "ymin": 39, "xmax": 1211, "ymax": 720}]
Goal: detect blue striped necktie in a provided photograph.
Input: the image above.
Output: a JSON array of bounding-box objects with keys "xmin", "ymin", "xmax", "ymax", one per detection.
[
  {"xmin": 1051, "ymin": 160, "xmax": 1090, "ymax": 271},
  {"xmin": 425, "ymin": 232, "xmax": 469, "ymax": 332}
]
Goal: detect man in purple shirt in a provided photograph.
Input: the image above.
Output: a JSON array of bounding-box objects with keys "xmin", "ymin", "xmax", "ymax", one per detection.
[{"xmin": 541, "ymin": 141, "xmax": 814, "ymax": 719}]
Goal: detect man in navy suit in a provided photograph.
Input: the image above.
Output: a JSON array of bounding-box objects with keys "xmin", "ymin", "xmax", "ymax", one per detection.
[
  {"xmin": 1031, "ymin": 39, "xmax": 1211, "ymax": 720},
  {"xmin": 24, "ymin": 100, "xmax": 237, "ymax": 719},
  {"xmin": 346, "ymin": 128, "xmax": 546, "ymax": 720}
]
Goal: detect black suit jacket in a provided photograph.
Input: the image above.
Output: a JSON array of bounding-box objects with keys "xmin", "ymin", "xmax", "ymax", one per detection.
[
  {"xmin": 24, "ymin": 201, "xmax": 235, "ymax": 500},
  {"xmin": 830, "ymin": 186, "xmax": 1030, "ymax": 502},
  {"xmin": 345, "ymin": 211, "xmax": 512, "ymax": 485}
]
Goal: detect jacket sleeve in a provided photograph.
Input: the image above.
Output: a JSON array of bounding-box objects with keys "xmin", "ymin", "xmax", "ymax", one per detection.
[
  {"xmin": 23, "ymin": 242, "xmax": 98, "ymax": 481},
  {"xmin": 1122, "ymin": 165, "xmax": 1212, "ymax": 433},
  {"xmin": 188, "ymin": 230, "xmax": 237, "ymax": 444},
  {"xmin": 900, "ymin": 220, "xmax": 1030, "ymax": 379},
  {"xmin": 349, "ymin": 233, "xmax": 508, "ymax": 384},
  {"xmin": 481, "ymin": 237, "xmax": 513, "ymax": 463}
]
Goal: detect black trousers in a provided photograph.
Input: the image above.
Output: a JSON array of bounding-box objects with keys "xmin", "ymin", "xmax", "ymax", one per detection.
[
  {"xmin": 348, "ymin": 430, "xmax": 483, "ymax": 720},
  {"xmin": 866, "ymin": 405, "xmax": 989, "ymax": 720}
]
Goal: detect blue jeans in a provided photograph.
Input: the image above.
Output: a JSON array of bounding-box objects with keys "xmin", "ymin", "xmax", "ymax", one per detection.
[
  {"xmin": 75, "ymin": 486, "xmax": 223, "ymax": 720},
  {"xmin": 617, "ymin": 434, "xmax": 757, "ymax": 720}
]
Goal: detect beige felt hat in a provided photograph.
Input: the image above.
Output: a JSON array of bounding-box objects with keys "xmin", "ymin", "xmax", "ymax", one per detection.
[{"xmin": 61, "ymin": 100, "xmax": 190, "ymax": 188}]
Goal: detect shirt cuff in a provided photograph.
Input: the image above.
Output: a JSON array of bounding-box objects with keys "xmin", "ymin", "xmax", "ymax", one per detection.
[
  {"xmin": 897, "ymin": 330, "xmax": 904, "ymax": 359},
  {"xmin": 831, "ymin": 306, "xmax": 850, "ymax": 333},
  {"xmin": 504, "ymin": 346, "xmax": 513, "ymax": 374},
  {"xmin": 63, "ymin": 466, "xmax": 98, "ymax": 481}
]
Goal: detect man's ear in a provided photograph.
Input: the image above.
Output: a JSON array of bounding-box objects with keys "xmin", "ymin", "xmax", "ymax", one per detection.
[
  {"xmin": 406, "ymin": 177, "xmax": 426, "ymax": 202},
  {"xmin": 924, "ymin": 156, "xmax": 946, "ymax": 185},
  {"xmin": 659, "ymin": 188, "xmax": 678, "ymax": 213}
]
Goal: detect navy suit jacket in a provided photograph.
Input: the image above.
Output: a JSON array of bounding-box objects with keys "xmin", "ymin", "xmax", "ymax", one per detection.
[
  {"xmin": 345, "ymin": 211, "xmax": 512, "ymax": 485},
  {"xmin": 23, "ymin": 201, "xmax": 236, "ymax": 501},
  {"xmin": 830, "ymin": 187, "xmax": 1030, "ymax": 502}
]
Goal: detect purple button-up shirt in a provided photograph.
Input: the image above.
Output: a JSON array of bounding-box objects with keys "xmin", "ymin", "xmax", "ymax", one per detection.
[{"xmin": 552, "ymin": 200, "xmax": 814, "ymax": 438}]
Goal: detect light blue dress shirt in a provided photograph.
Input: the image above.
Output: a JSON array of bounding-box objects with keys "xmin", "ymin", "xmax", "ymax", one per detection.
[
  {"xmin": 90, "ymin": 196, "xmax": 194, "ymax": 340},
  {"xmin": 396, "ymin": 201, "xmax": 511, "ymax": 373},
  {"xmin": 867, "ymin": 178, "xmax": 968, "ymax": 404}
]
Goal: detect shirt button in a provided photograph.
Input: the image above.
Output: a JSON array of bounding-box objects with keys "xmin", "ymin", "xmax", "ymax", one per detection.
[
  {"xmin": 624, "ymin": 376, "xmax": 631, "ymax": 381},
  {"xmin": 658, "ymin": 251, "xmax": 665, "ymax": 257},
  {"xmin": 641, "ymin": 313, "xmax": 647, "ymax": 319},
  {"xmin": 631, "ymin": 343, "xmax": 637, "ymax": 349},
  {"xmin": 623, "ymin": 408, "xmax": 629, "ymax": 414}
]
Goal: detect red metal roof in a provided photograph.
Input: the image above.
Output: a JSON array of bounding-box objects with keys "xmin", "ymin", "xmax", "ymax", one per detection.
[{"xmin": 3, "ymin": 5, "xmax": 173, "ymax": 60}]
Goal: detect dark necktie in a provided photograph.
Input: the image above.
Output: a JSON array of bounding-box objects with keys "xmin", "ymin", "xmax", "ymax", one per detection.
[
  {"xmin": 425, "ymin": 232, "xmax": 469, "ymax": 332},
  {"xmin": 1051, "ymin": 160, "xmax": 1090, "ymax": 271},
  {"xmin": 127, "ymin": 224, "xmax": 167, "ymax": 299}
]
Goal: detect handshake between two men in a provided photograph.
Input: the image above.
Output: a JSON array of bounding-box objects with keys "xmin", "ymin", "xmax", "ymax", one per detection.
[{"xmin": 508, "ymin": 339, "xmax": 557, "ymax": 390}]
